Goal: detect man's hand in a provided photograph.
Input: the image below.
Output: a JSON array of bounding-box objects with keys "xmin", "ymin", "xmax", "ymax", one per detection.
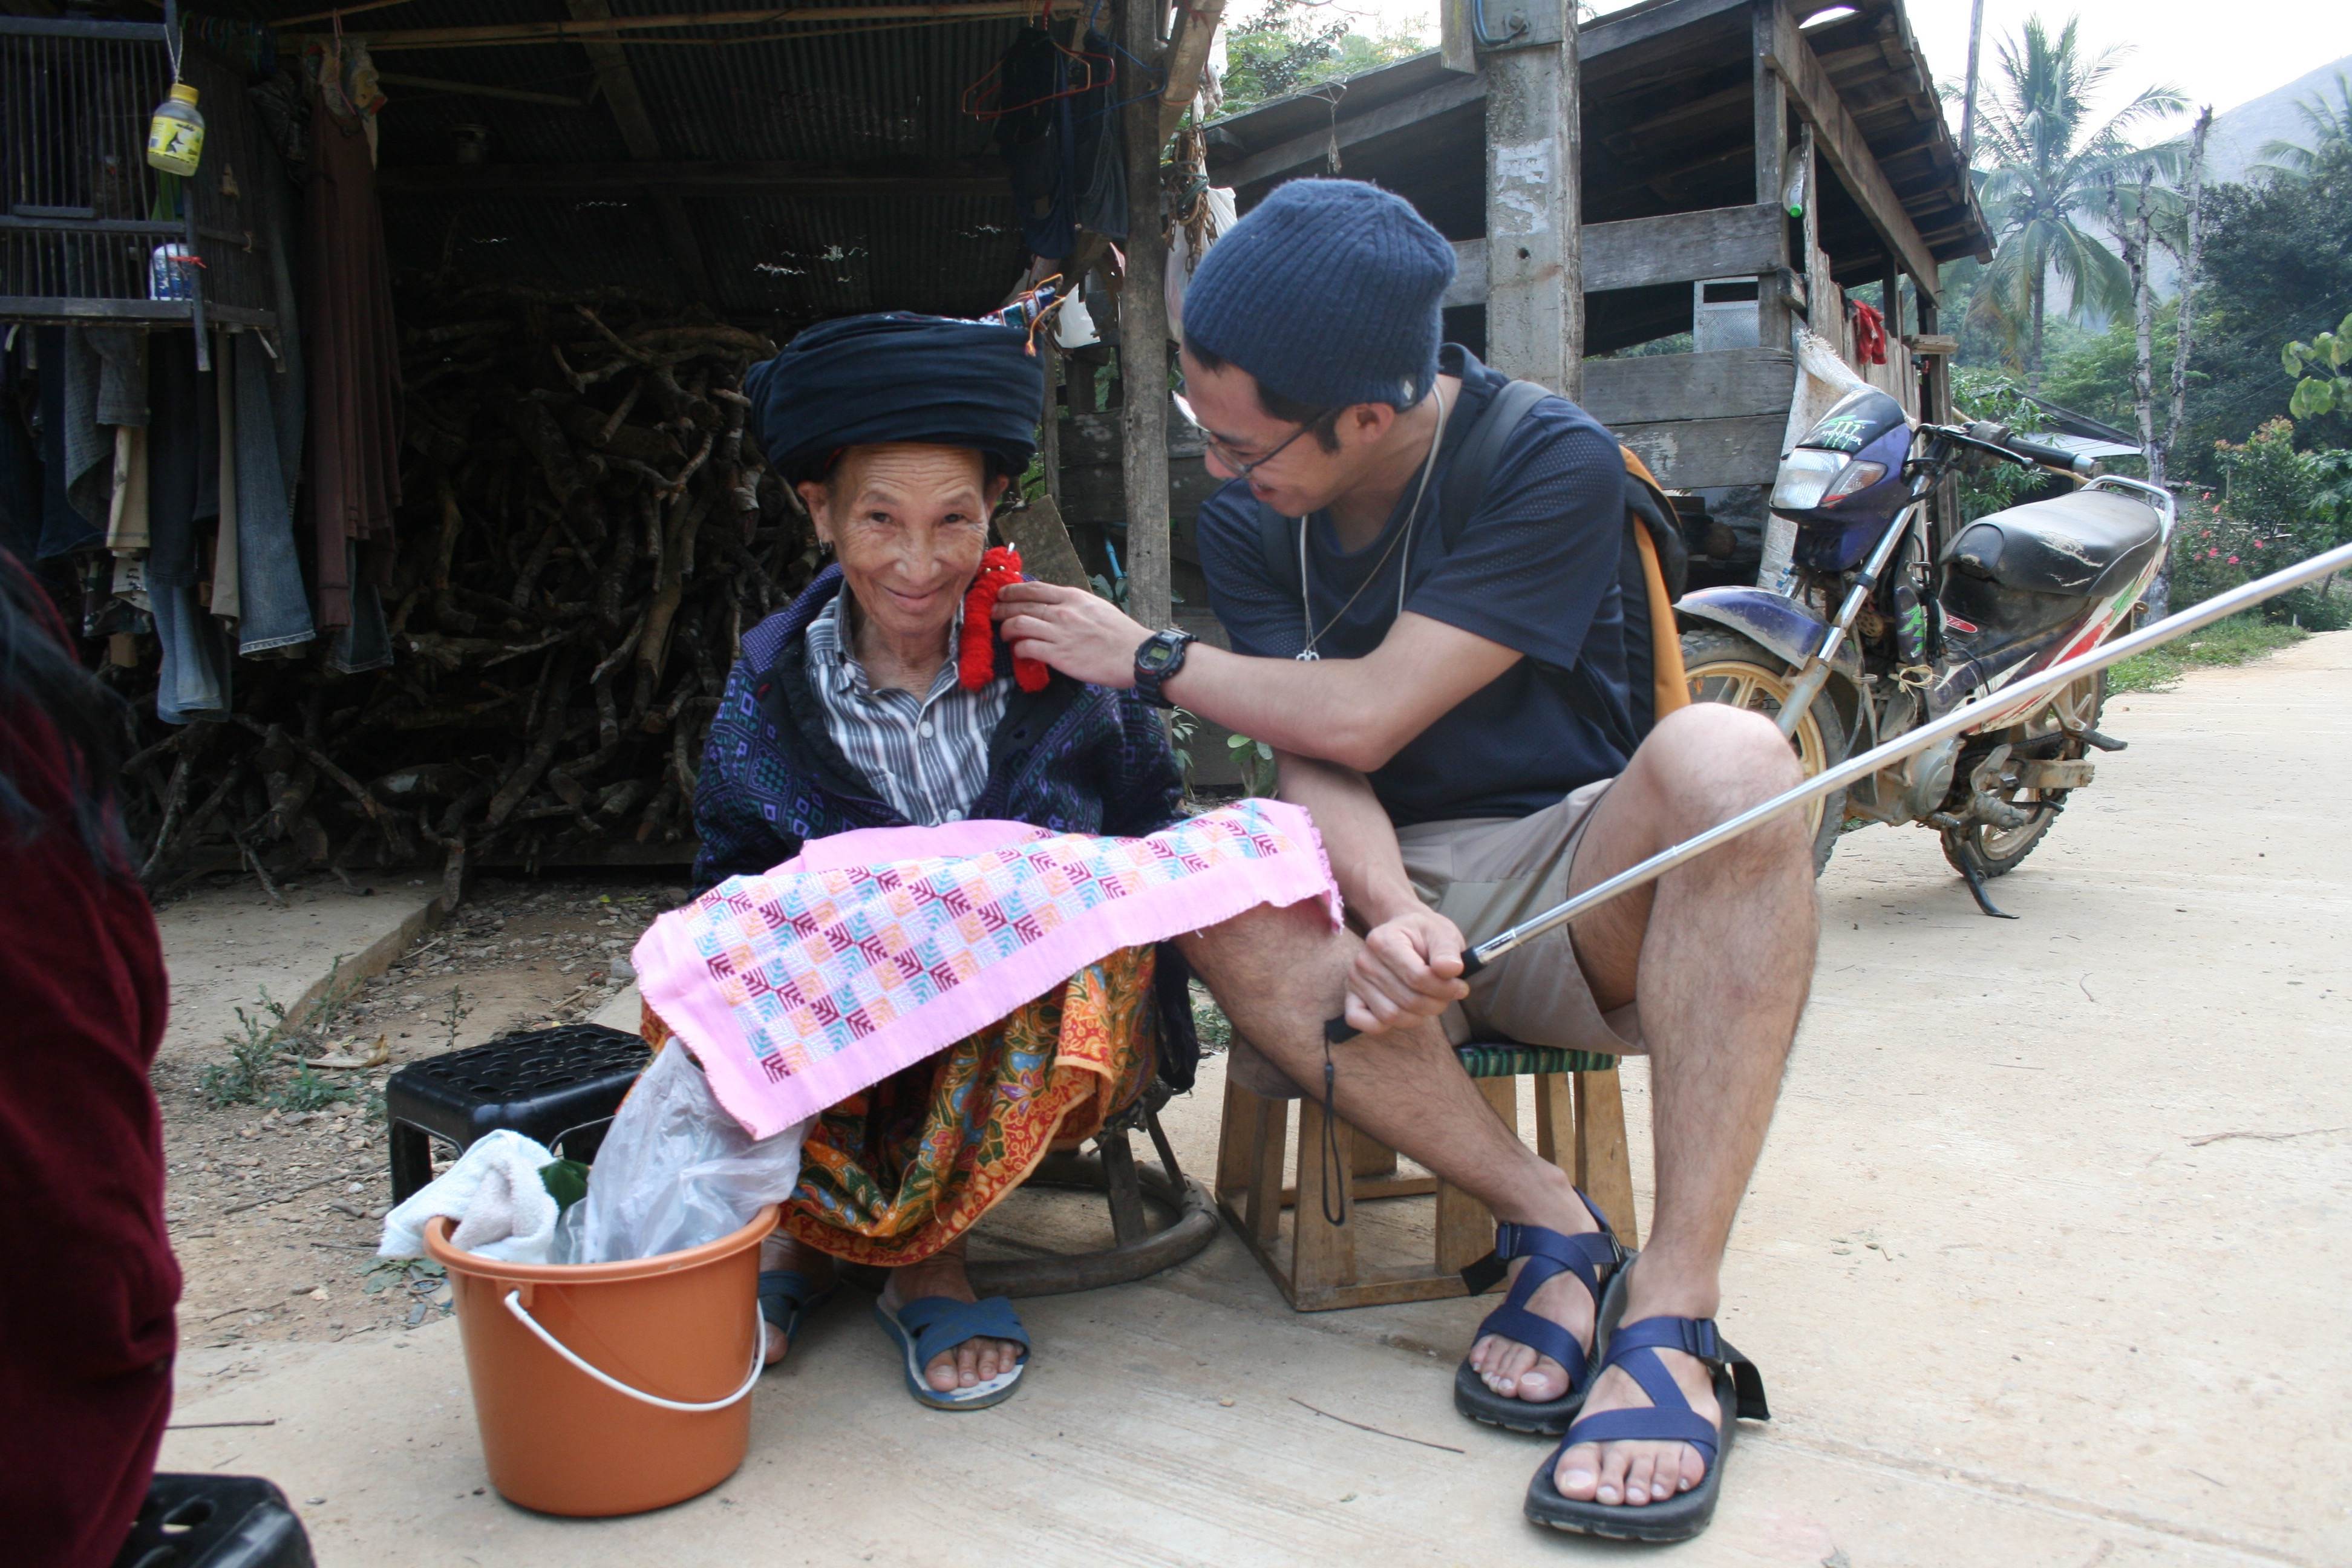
[
  {"xmin": 1343, "ymin": 907, "xmax": 1471, "ymax": 1036},
  {"xmin": 995, "ymin": 580, "xmax": 1150, "ymax": 689}
]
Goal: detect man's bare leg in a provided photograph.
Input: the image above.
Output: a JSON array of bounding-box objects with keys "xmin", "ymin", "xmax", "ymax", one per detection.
[
  {"xmin": 1177, "ymin": 907, "xmax": 1604, "ymax": 1328},
  {"xmin": 1481, "ymin": 703, "xmax": 1815, "ymax": 1509}
]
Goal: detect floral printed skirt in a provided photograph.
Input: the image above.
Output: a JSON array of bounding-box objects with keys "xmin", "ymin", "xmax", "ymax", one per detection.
[{"xmin": 643, "ymin": 944, "xmax": 1157, "ymax": 1267}]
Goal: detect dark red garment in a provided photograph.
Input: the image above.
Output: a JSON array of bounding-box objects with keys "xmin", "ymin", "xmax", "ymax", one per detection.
[
  {"xmin": 0, "ymin": 569, "xmax": 178, "ymax": 1568},
  {"xmin": 1851, "ymin": 299, "xmax": 1889, "ymax": 366},
  {"xmin": 302, "ymin": 85, "xmax": 402, "ymax": 630}
]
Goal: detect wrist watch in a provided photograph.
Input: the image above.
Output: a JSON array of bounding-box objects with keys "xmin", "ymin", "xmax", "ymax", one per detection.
[{"xmin": 1131, "ymin": 629, "xmax": 1197, "ymax": 709}]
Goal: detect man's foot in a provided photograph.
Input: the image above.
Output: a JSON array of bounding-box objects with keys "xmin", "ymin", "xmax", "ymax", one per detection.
[
  {"xmin": 1466, "ymin": 1192, "xmax": 1612, "ymax": 1403},
  {"xmin": 759, "ymin": 1231, "xmax": 836, "ymax": 1367},
  {"xmin": 1550, "ymin": 1324, "xmax": 1717, "ymax": 1508},
  {"xmin": 878, "ymin": 1240, "xmax": 1023, "ymax": 1393}
]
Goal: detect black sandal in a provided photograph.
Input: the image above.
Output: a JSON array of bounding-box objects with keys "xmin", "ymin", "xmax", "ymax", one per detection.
[
  {"xmin": 1451, "ymin": 1189, "xmax": 1624, "ymax": 1436},
  {"xmin": 1523, "ymin": 1310, "xmax": 1769, "ymax": 1543}
]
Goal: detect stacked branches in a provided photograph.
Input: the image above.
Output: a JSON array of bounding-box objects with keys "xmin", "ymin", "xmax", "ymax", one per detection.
[{"xmin": 121, "ymin": 289, "xmax": 815, "ymax": 903}]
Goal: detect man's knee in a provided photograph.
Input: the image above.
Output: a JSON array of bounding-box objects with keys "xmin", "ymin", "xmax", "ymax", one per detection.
[{"xmin": 1633, "ymin": 704, "xmax": 1808, "ymax": 841}]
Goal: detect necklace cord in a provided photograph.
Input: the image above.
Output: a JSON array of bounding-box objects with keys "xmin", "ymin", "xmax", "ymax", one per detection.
[{"xmin": 1295, "ymin": 384, "xmax": 1451, "ymax": 660}]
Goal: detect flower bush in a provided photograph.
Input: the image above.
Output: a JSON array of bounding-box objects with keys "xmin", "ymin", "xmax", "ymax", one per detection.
[{"xmin": 2166, "ymin": 419, "xmax": 2352, "ymax": 629}]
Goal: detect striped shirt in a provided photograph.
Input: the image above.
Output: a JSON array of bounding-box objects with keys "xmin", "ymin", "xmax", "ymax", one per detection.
[{"xmin": 802, "ymin": 590, "xmax": 1010, "ymax": 827}]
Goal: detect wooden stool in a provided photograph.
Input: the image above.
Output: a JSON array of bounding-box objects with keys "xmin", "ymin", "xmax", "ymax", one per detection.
[{"xmin": 1212, "ymin": 1040, "xmax": 1639, "ymax": 1311}]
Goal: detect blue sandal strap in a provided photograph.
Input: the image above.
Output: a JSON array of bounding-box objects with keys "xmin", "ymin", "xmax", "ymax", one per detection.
[
  {"xmin": 894, "ymin": 1295, "xmax": 1031, "ymax": 1369},
  {"xmin": 1472, "ymin": 1302, "xmax": 1590, "ymax": 1385},
  {"xmin": 1607, "ymin": 1315, "xmax": 1770, "ymax": 1421},
  {"xmin": 1460, "ymin": 1192, "xmax": 1621, "ymax": 1297},
  {"xmin": 757, "ymin": 1269, "xmax": 826, "ymax": 1331}
]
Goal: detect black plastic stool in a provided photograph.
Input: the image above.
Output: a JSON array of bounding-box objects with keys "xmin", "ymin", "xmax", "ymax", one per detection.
[
  {"xmin": 113, "ymin": 1475, "xmax": 313, "ymax": 1568},
  {"xmin": 384, "ymin": 1022, "xmax": 650, "ymax": 1202}
]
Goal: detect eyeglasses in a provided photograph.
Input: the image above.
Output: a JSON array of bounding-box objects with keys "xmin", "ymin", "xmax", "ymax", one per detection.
[{"xmin": 1172, "ymin": 388, "xmax": 1331, "ymax": 479}]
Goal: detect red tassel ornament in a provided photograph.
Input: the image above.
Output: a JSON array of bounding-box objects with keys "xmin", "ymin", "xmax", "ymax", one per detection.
[{"xmin": 959, "ymin": 544, "xmax": 1051, "ymax": 693}]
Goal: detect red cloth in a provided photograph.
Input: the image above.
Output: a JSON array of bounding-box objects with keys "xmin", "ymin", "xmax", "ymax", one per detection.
[
  {"xmin": 958, "ymin": 544, "xmax": 1051, "ymax": 693},
  {"xmin": 0, "ymin": 566, "xmax": 178, "ymax": 1568},
  {"xmin": 1851, "ymin": 299, "xmax": 1889, "ymax": 366}
]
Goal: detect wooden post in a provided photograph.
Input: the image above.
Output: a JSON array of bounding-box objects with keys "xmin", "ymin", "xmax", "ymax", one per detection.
[
  {"xmin": 1572, "ymin": 1067, "xmax": 1638, "ymax": 1247},
  {"xmin": 1435, "ymin": 1076, "xmax": 1520, "ymax": 1274},
  {"xmin": 1118, "ymin": 0, "xmax": 1173, "ymax": 630},
  {"xmin": 1480, "ymin": 0, "xmax": 1583, "ymax": 399},
  {"xmin": 1751, "ymin": 0, "xmax": 1791, "ymax": 351}
]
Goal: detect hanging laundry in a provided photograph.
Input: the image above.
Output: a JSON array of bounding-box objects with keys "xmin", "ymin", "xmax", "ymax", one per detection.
[
  {"xmin": 145, "ymin": 335, "xmax": 230, "ymax": 724},
  {"xmin": 302, "ymin": 47, "xmax": 402, "ymax": 633},
  {"xmin": 229, "ymin": 331, "xmax": 313, "ymax": 654},
  {"xmin": 210, "ymin": 334, "xmax": 240, "ymax": 626},
  {"xmin": 990, "ymin": 25, "xmax": 1126, "ymax": 260}
]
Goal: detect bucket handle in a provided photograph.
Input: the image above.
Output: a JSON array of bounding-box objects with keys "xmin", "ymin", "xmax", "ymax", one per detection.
[{"xmin": 501, "ymin": 1289, "xmax": 763, "ymax": 1413}]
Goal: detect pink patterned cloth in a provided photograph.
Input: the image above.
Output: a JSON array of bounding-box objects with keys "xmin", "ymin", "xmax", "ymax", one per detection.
[{"xmin": 633, "ymin": 799, "xmax": 1339, "ymax": 1138}]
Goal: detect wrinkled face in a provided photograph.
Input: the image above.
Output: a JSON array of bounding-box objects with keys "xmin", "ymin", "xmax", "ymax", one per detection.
[
  {"xmin": 1177, "ymin": 345, "xmax": 1396, "ymax": 518},
  {"xmin": 799, "ymin": 444, "xmax": 1005, "ymax": 647}
]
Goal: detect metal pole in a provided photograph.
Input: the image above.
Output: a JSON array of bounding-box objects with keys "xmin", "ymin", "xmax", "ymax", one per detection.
[{"xmin": 1325, "ymin": 538, "xmax": 2352, "ymax": 1041}]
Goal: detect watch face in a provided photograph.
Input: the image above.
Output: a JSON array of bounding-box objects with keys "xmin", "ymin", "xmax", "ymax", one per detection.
[{"xmin": 1138, "ymin": 639, "xmax": 1176, "ymax": 672}]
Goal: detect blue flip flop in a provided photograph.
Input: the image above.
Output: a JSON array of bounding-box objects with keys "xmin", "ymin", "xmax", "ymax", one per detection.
[
  {"xmin": 872, "ymin": 1295, "xmax": 1031, "ymax": 1411},
  {"xmin": 756, "ymin": 1269, "xmax": 834, "ymax": 1369}
]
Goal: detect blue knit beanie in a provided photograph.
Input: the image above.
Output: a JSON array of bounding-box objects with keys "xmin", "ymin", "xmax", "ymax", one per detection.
[{"xmin": 1180, "ymin": 180, "xmax": 1456, "ymax": 409}]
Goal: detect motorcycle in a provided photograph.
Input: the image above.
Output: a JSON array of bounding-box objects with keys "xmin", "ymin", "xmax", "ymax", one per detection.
[{"xmin": 1676, "ymin": 386, "xmax": 2175, "ymax": 915}]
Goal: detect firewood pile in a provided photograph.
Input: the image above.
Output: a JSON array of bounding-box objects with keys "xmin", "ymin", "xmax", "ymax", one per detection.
[{"xmin": 125, "ymin": 288, "xmax": 816, "ymax": 905}]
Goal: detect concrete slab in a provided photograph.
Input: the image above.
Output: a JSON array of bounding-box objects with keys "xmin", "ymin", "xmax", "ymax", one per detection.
[
  {"xmin": 154, "ymin": 877, "xmax": 442, "ymax": 1064},
  {"xmin": 588, "ymin": 981, "xmax": 642, "ymax": 1035},
  {"xmin": 161, "ymin": 633, "xmax": 2351, "ymax": 1566}
]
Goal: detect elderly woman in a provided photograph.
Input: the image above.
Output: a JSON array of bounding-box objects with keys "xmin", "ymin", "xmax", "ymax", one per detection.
[{"xmin": 671, "ymin": 310, "xmax": 1192, "ymax": 1410}]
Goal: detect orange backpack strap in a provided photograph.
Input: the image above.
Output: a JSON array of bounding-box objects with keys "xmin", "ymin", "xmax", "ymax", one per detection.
[{"xmin": 1621, "ymin": 448, "xmax": 1688, "ymax": 720}]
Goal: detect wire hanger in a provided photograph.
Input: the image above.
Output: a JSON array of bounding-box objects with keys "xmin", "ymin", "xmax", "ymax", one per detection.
[{"xmin": 961, "ymin": 2, "xmax": 1109, "ymax": 123}]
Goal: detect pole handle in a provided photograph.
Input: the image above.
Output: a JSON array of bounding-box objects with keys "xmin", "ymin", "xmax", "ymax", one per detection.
[{"xmin": 1321, "ymin": 948, "xmax": 1485, "ymax": 1045}]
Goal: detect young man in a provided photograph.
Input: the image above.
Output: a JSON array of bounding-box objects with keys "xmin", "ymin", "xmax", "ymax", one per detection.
[{"xmin": 996, "ymin": 178, "xmax": 1817, "ymax": 1543}]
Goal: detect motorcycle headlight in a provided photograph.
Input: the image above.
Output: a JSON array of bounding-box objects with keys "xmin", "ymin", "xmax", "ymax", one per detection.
[
  {"xmin": 1771, "ymin": 448, "xmax": 1846, "ymax": 511},
  {"xmin": 1820, "ymin": 459, "xmax": 1887, "ymax": 505}
]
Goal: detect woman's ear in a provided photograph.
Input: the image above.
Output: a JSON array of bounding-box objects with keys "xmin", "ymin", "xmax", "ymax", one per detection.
[{"xmin": 797, "ymin": 479, "xmax": 834, "ymax": 548}]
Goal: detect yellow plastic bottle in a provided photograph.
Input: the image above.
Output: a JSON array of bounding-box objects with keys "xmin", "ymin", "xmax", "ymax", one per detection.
[{"xmin": 146, "ymin": 83, "xmax": 206, "ymax": 177}]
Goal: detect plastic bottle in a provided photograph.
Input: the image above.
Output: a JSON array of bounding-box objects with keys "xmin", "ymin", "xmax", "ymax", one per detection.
[{"xmin": 146, "ymin": 83, "xmax": 205, "ymax": 177}]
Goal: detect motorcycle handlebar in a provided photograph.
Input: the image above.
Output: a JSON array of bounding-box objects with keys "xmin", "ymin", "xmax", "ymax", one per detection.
[{"xmin": 1961, "ymin": 420, "xmax": 2102, "ymax": 477}]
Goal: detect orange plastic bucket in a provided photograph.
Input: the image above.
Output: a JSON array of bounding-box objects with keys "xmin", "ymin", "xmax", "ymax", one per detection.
[{"xmin": 424, "ymin": 1204, "xmax": 776, "ymax": 1517}]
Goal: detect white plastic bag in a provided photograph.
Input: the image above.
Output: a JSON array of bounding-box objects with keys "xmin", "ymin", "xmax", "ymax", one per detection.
[{"xmin": 552, "ymin": 1043, "xmax": 808, "ymax": 1265}]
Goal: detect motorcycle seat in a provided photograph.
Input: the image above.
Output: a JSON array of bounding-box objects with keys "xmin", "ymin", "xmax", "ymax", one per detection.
[{"xmin": 1942, "ymin": 491, "xmax": 2163, "ymax": 599}]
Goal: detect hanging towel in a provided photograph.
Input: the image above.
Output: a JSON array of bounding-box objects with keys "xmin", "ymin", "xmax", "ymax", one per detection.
[
  {"xmin": 105, "ymin": 426, "xmax": 149, "ymax": 555},
  {"xmin": 211, "ymin": 335, "xmax": 241, "ymax": 624},
  {"xmin": 632, "ymin": 797, "xmax": 1342, "ymax": 1140},
  {"xmin": 377, "ymin": 1129, "xmax": 563, "ymax": 1264}
]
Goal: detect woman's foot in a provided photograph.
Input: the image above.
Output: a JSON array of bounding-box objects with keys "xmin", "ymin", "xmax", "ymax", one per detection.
[
  {"xmin": 879, "ymin": 1238, "xmax": 1024, "ymax": 1393},
  {"xmin": 759, "ymin": 1231, "xmax": 837, "ymax": 1366}
]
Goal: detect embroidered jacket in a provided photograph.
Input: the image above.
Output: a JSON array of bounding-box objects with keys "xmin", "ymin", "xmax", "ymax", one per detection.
[{"xmin": 693, "ymin": 565, "xmax": 1201, "ymax": 1086}]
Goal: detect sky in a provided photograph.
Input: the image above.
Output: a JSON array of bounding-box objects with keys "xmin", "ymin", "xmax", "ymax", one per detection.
[{"xmin": 1236, "ymin": 0, "xmax": 2352, "ymax": 126}]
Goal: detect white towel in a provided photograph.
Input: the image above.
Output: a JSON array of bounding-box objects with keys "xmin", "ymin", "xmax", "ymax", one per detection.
[{"xmin": 378, "ymin": 1129, "xmax": 561, "ymax": 1264}]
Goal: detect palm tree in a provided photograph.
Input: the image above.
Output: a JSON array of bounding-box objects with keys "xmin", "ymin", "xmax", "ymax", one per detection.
[
  {"xmin": 1967, "ymin": 16, "xmax": 2188, "ymax": 381},
  {"xmin": 2253, "ymin": 73, "xmax": 2352, "ymax": 180}
]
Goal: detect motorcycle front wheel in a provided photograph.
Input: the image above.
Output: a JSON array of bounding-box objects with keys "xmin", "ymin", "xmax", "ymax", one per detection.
[
  {"xmin": 1938, "ymin": 668, "xmax": 2108, "ymax": 880},
  {"xmin": 1679, "ymin": 626, "xmax": 1850, "ymax": 871}
]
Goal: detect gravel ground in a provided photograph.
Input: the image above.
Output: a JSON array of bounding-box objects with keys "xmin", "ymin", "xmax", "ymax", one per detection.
[{"xmin": 152, "ymin": 875, "xmax": 680, "ymax": 1368}]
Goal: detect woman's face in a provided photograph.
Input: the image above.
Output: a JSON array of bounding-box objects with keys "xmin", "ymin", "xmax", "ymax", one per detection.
[{"xmin": 799, "ymin": 444, "xmax": 1005, "ymax": 648}]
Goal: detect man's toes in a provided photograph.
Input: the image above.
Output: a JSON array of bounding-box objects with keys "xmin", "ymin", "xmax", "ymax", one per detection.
[
  {"xmin": 925, "ymin": 1353, "xmax": 959, "ymax": 1392},
  {"xmin": 1595, "ymin": 1441, "xmax": 1635, "ymax": 1506},
  {"xmin": 1678, "ymin": 1442, "xmax": 1705, "ymax": 1494},
  {"xmin": 1514, "ymin": 1355, "xmax": 1567, "ymax": 1402},
  {"xmin": 1553, "ymin": 1442, "xmax": 1601, "ymax": 1501},
  {"xmin": 1622, "ymin": 1448, "xmax": 1659, "ymax": 1506},
  {"xmin": 1480, "ymin": 1339, "xmax": 1532, "ymax": 1394}
]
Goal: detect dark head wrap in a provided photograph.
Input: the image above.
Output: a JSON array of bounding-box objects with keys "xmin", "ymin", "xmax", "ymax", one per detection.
[{"xmin": 744, "ymin": 312, "xmax": 1045, "ymax": 485}]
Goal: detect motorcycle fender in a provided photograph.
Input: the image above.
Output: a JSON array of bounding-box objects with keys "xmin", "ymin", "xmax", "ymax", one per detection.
[{"xmin": 1677, "ymin": 587, "xmax": 1863, "ymax": 689}]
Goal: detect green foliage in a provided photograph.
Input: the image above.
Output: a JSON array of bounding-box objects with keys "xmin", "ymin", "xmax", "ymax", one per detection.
[
  {"xmin": 267, "ymin": 1067, "xmax": 357, "ymax": 1114},
  {"xmin": 199, "ymin": 990, "xmax": 291, "ymax": 1107},
  {"xmin": 1224, "ymin": 731, "xmax": 1278, "ymax": 796},
  {"xmin": 2181, "ymin": 141, "xmax": 2352, "ymax": 469},
  {"xmin": 1217, "ymin": 0, "xmax": 1425, "ymax": 117},
  {"xmin": 2168, "ymin": 420, "xmax": 2352, "ymax": 629},
  {"xmin": 2107, "ymin": 614, "xmax": 2308, "ymax": 694},
  {"xmin": 2034, "ymin": 299, "xmax": 2180, "ymax": 434},
  {"xmin": 1188, "ymin": 979, "xmax": 1234, "ymax": 1052},
  {"xmin": 1949, "ymin": 365, "xmax": 2051, "ymax": 520},
  {"xmin": 1964, "ymin": 16, "xmax": 2188, "ymax": 374},
  {"xmin": 2281, "ymin": 310, "xmax": 2352, "ymax": 419}
]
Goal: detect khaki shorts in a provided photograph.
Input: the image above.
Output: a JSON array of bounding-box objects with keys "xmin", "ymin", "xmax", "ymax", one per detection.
[{"xmin": 1394, "ymin": 778, "xmax": 1642, "ymax": 1057}]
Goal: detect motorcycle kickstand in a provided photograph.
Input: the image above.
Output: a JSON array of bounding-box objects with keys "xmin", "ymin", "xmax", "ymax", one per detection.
[{"xmin": 1958, "ymin": 855, "xmax": 2019, "ymax": 920}]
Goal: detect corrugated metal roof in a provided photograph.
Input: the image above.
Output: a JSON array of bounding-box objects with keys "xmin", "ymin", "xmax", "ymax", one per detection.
[{"xmin": 246, "ymin": 1, "xmax": 1049, "ymax": 324}]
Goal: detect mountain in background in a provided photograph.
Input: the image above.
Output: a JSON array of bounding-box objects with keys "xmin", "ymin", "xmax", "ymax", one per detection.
[{"xmin": 2140, "ymin": 52, "xmax": 2352, "ymax": 294}]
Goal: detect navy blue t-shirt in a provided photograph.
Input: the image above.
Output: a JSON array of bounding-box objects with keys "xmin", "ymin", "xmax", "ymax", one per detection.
[{"xmin": 1197, "ymin": 345, "xmax": 1634, "ymax": 828}]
